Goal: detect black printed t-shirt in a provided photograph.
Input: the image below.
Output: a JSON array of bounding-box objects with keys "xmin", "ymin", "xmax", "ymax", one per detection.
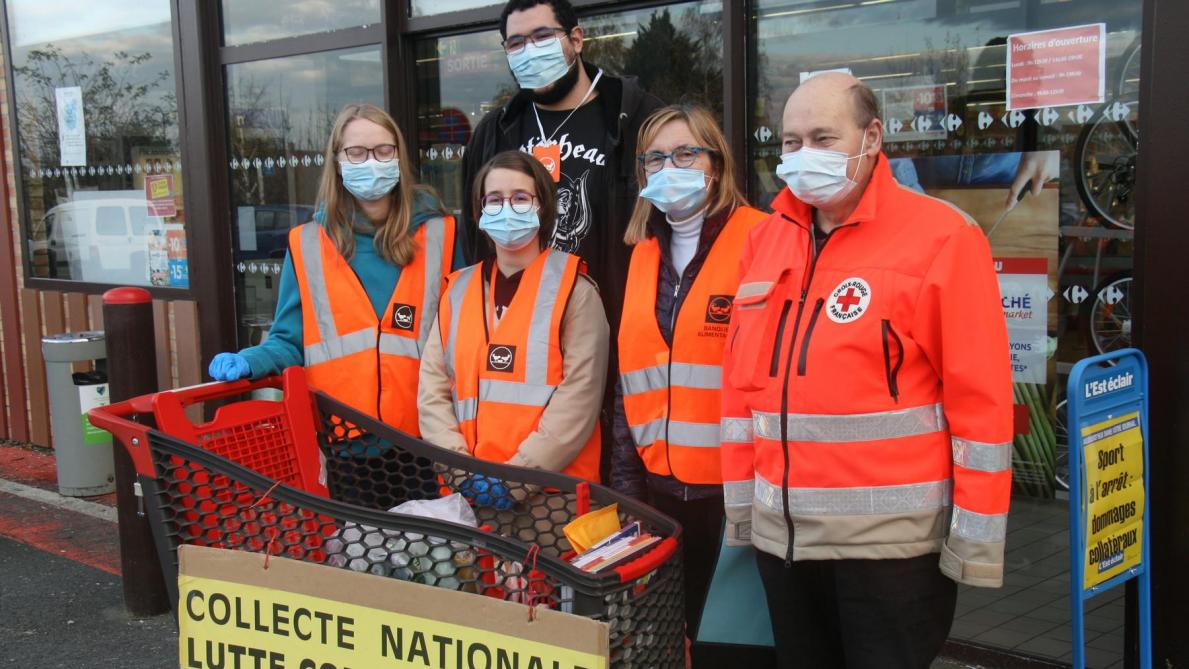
[{"xmin": 518, "ymin": 98, "xmax": 609, "ymax": 274}]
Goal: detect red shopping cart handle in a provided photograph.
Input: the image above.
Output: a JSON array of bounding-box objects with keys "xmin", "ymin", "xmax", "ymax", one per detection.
[
  {"xmin": 611, "ymin": 536, "xmax": 678, "ymax": 584},
  {"xmin": 158, "ymin": 376, "xmax": 283, "ymax": 407}
]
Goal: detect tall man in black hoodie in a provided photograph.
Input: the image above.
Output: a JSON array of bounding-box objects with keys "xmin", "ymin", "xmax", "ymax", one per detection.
[{"xmin": 461, "ymin": 0, "xmax": 664, "ymax": 336}]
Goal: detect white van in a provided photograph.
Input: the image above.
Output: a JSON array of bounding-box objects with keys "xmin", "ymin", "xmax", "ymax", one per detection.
[{"xmin": 40, "ymin": 191, "xmax": 165, "ymax": 285}]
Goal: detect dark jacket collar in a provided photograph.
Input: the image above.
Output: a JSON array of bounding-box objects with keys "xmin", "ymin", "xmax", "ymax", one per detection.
[{"xmin": 646, "ymin": 206, "xmax": 731, "ymax": 268}]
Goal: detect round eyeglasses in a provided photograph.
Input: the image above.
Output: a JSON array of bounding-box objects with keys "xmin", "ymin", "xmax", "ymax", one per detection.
[
  {"xmin": 502, "ymin": 27, "xmax": 568, "ymax": 54},
  {"xmin": 482, "ymin": 191, "xmax": 537, "ymax": 215},
  {"xmin": 637, "ymin": 146, "xmax": 714, "ymax": 174},
  {"xmin": 340, "ymin": 144, "xmax": 397, "ymax": 164}
]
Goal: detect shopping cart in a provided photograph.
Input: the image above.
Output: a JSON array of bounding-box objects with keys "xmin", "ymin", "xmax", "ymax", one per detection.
[{"xmin": 89, "ymin": 367, "xmax": 684, "ymax": 668}]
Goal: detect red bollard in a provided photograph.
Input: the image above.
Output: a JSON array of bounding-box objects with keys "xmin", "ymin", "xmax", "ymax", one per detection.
[{"xmin": 102, "ymin": 287, "xmax": 170, "ymax": 616}]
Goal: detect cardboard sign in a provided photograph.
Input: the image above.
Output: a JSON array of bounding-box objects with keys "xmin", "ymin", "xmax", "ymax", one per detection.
[
  {"xmin": 1080, "ymin": 410, "xmax": 1145, "ymax": 589},
  {"xmin": 178, "ymin": 545, "xmax": 608, "ymax": 669},
  {"xmin": 995, "ymin": 258, "xmax": 1049, "ymax": 384},
  {"xmin": 1007, "ymin": 24, "xmax": 1105, "ymax": 110}
]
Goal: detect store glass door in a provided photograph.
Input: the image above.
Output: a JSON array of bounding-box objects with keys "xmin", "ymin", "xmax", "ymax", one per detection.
[
  {"xmin": 749, "ymin": 1, "xmax": 1140, "ymax": 665},
  {"xmin": 224, "ymin": 47, "xmax": 383, "ymax": 347}
]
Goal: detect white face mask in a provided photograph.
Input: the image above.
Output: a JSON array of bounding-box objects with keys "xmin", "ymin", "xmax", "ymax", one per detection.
[{"xmin": 775, "ymin": 137, "xmax": 868, "ymax": 207}]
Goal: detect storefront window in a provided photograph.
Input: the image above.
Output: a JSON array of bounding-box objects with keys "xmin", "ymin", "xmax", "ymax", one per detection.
[
  {"xmin": 220, "ymin": 0, "xmax": 381, "ymax": 46},
  {"xmin": 751, "ymin": 1, "xmax": 1140, "ymax": 665},
  {"xmin": 415, "ymin": 1, "xmax": 723, "ymax": 213},
  {"xmin": 7, "ymin": 0, "xmax": 188, "ymax": 288},
  {"xmin": 409, "ymin": 0, "xmax": 500, "ymax": 17},
  {"xmin": 225, "ymin": 46, "xmax": 383, "ymax": 348}
]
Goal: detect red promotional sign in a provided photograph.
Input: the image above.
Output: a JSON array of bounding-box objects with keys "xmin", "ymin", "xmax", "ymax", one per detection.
[{"xmin": 1007, "ymin": 23, "xmax": 1105, "ymax": 111}]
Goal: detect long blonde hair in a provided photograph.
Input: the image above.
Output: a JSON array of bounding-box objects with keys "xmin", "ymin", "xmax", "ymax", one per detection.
[
  {"xmin": 317, "ymin": 103, "xmax": 438, "ymax": 265},
  {"xmin": 624, "ymin": 105, "xmax": 749, "ymax": 245}
]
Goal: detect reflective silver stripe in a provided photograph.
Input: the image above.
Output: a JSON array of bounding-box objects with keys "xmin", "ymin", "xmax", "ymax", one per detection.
[
  {"xmin": 754, "ymin": 477, "xmax": 952, "ymax": 516},
  {"xmin": 668, "ymin": 420, "xmax": 720, "ymax": 447},
  {"xmin": 620, "ymin": 364, "xmax": 667, "ymax": 396},
  {"xmin": 418, "ymin": 217, "xmax": 446, "ymax": 350},
  {"xmin": 753, "ymin": 403, "xmax": 947, "ymax": 443},
  {"xmin": 620, "ymin": 362, "xmax": 720, "ymax": 396},
  {"xmin": 721, "ymin": 417, "xmax": 754, "ymax": 444},
  {"xmin": 304, "ymin": 327, "xmax": 376, "ymax": 366},
  {"xmin": 444, "ymin": 265, "xmax": 478, "ymax": 380},
  {"xmin": 299, "ymin": 223, "xmax": 339, "ymax": 345},
  {"xmin": 952, "ymin": 437, "xmax": 1012, "ymax": 472},
  {"xmin": 525, "ymin": 250, "xmax": 569, "ymax": 385},
  {"xmin": 378, "ymin": 332, "xmax": 420, "ymax": 359},
  {"xmin": 478, "ymin": 379, "xmax": 555, "ymax": 407},
  {"xmin": 736, "ymin": 281, "xmax": 774, "ymax": 301},
  {"xmin": 454, "ymin": 397, "xmax": 477, "ymax": 423},
  {"xmin": 723, "ymin": 480, "xmax": 754, "ymax": 507},
  {"xmin": 950, "ymin": 506, "xmax": 1008, "ymax": 543},
  {"xmin": 630, "ymin": 418, "xmax": 665, "ymax": 448}
]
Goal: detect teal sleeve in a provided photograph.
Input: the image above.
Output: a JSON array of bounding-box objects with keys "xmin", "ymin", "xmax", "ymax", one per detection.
[
  {"xmin": 451, "ymin": 226, "xmax": 468, "ymax": 271},
  {"xmin": 239, "ymin": 253, "xmax": 305, "ymax": 379}
]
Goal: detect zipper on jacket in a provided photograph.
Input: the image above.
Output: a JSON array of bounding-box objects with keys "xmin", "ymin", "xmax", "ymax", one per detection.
[
  {"xmin": 777, "ymin": 220, "xmax": 856, "ymax": 565},
  {"xmin": 796, "ymin": 299, "xmax": 825, "ymax": 376},
  {"xmin": 768, "ymin": 300, "xmax": 793, "ymax": 377},
  {"xmin": 881, "ymin": 319, "xmax": 904, "ymax": 403}
]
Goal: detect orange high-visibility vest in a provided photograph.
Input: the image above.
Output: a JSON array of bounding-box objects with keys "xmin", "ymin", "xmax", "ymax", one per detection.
[
  {"xmin": 437, "ymin": 249, "xmax": 601, "ymax": 481},
  {"xmin": 289, "ymin": 216, "xmax": 455, "ymax": 434},
  {"xmin": 618, "ymin": 206, "xmax": 767, "ymax": 484}
]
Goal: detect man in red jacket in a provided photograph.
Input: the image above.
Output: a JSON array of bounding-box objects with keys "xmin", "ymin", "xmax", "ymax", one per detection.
[{"xmin": 720, "ymin": 72, "xmax": 1013, "ymax": 668}]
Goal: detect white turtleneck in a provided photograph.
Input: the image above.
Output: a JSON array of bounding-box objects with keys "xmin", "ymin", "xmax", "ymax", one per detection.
[{"xmin": 668, "ymin": 209, "xmax": 705, "ymax": 279}]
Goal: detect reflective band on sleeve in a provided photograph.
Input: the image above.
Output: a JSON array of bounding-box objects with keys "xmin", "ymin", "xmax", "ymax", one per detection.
[
  {"xmin": 478, "ymin": 379, "xmax": 556, "ymax": 407},
  {"xmin": 444, "ymin": 266, "xmax": 477, "ymax": 380},
  {"xmin": 950, "ymin": 506, "xmax": 1008, "ymax": 543},
  {"xmin": 378, "ymin": 332, "xmax": 421, "ymax": 360},
  {"xmin": 736, "ymin": 281, "xmax": 774, "ymax": 302},
  {"xmin": 630, "ymin": 418, "xmax": 665, "ymax": 448},
  {"xmin": 667, "ymin": 420, "xmax": 720, "ymax": 447},
  {"xmin": 753, "ymin": 403, "xmax": 947, "ymax": 443},
  {"xmin": 723, "ymin": 479, "xmax": 755, "ymax": 507},
  {"xmin": 620, "ymin": 362, "xmax": 721, "ymax": 396},
  {"xmin": 754, "ymin": 477, "xmax": 952, "ymax": 516},
  {"xmin": 454, "ymin": 397, "xmax": 477, "ymax": 423},
  {"xmin": 418, "ymin": 217, "xmax": 446, "ymax": 350},
  {"xmin": 952, "ymin": 437, "xmax": 1012, "ymax": 472},
  {"xmin": 721, "ymin": 417, "xmax": 754, "ymax": 444},
  {"xmin": 304, "ymin": 327, "xmax": 376, "ymax": 366},
  {"xmin": 299, "ymin": 223, "xmax": 339, "ymax": 344},
  {"xmin": 525, "ymin": 251, "xmax": 569, "ymax": 386}
]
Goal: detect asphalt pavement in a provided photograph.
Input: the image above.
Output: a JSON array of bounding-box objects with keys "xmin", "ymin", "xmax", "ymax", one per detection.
[{"xmin": 0, "ymin": 536, "xmax": 177, "ymax": 668}]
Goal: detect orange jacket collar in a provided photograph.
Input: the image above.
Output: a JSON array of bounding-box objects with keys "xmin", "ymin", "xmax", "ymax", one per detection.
[{"xmin": 772, "ymin": 153, "xmax": 892, "ymax": 229}]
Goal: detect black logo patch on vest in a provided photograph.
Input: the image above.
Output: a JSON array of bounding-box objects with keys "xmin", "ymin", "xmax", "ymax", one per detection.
[
  {"xmin": 487, "ymin": 345, "xmax": 517, "ymax": 372},
  {"xmin": 391, "ymin": 303, "xmax": 416, "ymax": 331},
  {"xmin": 705, "ymin": 295, "xmax": 734, "ymax": 323}
]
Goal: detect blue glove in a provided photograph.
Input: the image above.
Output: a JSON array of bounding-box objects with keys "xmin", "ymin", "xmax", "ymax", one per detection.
[
  {"xmin": 459, "ymin": 474, "xmax": 513, "ymax": 510},
  {"xmin": 208, "ymin": 353, "xmax": 251, "ymax": 381}
]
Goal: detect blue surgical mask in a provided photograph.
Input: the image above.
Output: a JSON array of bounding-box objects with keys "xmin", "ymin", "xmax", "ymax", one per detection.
[
  {"xmin": 480, "ymin": 207, "xmax": 541, "ymax": 251},
  {"xmin": 340, "ymin": 158, "xmax": 400, "ymax": 201},
  {"xmin": 507, "ymin": 37, "xmax": 572, "ymax": 90},
  {"xmin": 639, "ymin": 168, "xmax": 711, "ymax": 220}
]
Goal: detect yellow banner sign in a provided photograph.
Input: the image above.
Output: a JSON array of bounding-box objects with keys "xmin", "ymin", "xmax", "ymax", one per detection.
[
  {"xmin": 178, "ymin": 545, "xmax": 608, "ymax": 669},
  {"xmin": 1081, "ymin": 411, "xmax": 1145, "ymax": 589}
]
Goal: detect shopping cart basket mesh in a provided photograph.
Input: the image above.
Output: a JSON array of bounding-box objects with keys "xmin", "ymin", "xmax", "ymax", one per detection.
[{"xmin": 143, "ymin": 392, "xmax": 685, "ymax": 668}]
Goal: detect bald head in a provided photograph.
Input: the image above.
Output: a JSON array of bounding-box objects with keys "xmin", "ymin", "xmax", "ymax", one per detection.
[{"xmin": 786, "ymin": 72, "xmax": 880, "ymax": 130}]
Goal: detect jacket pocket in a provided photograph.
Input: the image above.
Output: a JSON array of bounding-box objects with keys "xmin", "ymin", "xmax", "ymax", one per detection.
[
  {"xmin": 796, "ymin": 299, "xmax": 825, "ymax": 376},
  {"xmin": 728, "ymin": 277, "xmax": 788, "ymax": 391},
  {"xmin": 881, "ymin": 319, "xmax": 904, "ymax": 402}
]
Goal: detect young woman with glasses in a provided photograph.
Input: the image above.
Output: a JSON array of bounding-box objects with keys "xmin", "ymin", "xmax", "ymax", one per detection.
[
  {"xmin": 418, "ymin": 150, "xmax": 609, "ymax": 503},
  {"xmin": 207, "ymin": 103, "xmax": 464, "ymax": 437},
  {"xmin": 613, "ymin": 104, "xmax": 769, "ymax": 663}
]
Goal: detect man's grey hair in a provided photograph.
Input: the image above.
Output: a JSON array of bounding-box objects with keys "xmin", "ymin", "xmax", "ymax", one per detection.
[{"xmin": 850, "ymin": 83, "xmax": 880, "ymax": 128}]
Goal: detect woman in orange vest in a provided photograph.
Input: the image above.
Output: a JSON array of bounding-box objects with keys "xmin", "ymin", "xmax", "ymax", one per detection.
[
  {"xmin": 612, "ymin": 104, "xmax": 767, "ymax": 660},
  {"xmin": 418, "ymin": 150, "xmax": 609, "ymax": 504},
  {"xmin": 207, "ymin": 103, "xmax": 461, "ymax": 436}
]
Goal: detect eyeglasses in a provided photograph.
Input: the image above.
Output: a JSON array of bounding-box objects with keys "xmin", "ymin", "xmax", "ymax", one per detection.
[
  {"xmin": 482, "ymin": 191, "xmax": 537, "ymax": 215},
  {"xmin": 637, "ymin": 146, "xmax": 714, "ymax": 174},
  {"xmin": 340, "ymin": 144, "xmax": 397, "ymax": 164},
  {"xmin": 502, "ymin": 27, "xmax": 568, "ymax": 54}
]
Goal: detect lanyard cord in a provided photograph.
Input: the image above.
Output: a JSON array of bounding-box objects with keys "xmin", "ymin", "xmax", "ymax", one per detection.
[{"xmin": 532, "ymin": 68, "xmax": 604, "ymax": 146}]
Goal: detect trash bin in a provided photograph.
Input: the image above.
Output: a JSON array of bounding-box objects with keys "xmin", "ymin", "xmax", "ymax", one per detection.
[{"xmin": 41, "ymin": 331, "xmax": 115, "ymax": 496}]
